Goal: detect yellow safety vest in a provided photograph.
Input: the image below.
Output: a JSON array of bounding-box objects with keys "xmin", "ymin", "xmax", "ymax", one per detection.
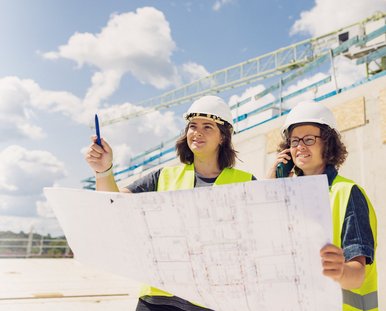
[
  {"xmin": 330, "ymin": 175, "xmax": 378, "ymax": 311},
  {"xmin": 139, "ymin": 163, "xmax": 253, "ymax": 306}
]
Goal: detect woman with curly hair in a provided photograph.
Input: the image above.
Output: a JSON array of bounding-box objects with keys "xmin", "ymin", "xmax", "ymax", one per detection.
[{"xmin": 267, "ymin": 100, "xmax": 378, "ymax": 311}]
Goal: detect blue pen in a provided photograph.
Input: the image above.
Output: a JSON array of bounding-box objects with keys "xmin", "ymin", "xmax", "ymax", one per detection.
[{"xmin": 95, "ymin": 114, "xmax": 102, "ymax": 146}]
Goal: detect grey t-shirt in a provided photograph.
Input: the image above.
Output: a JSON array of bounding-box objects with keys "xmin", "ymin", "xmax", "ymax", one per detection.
[{"xmin": 126, "ymin": 167, "xmax": 256, "ymax": 192}]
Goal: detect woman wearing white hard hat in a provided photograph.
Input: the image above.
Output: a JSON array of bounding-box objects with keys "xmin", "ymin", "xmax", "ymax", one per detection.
[
  {"xmin": 267, "ymin": 100, "xmax": 378, "ymax": 311},
  {"xmin": 86, "ymin": 95, "xmax": 255, "ymax": 311}
]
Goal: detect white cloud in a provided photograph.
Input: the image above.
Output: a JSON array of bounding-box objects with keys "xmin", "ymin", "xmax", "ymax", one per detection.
[
  {"xmin": 43, "ymin": 7, "xmax": 180, "ymax": 91},
  {"xmin": 0, "ymin": 145, "xmax": 67, "ymax": 195},
  {"xmin": 0, "ymin": 77, "xmax": 44, "ymax": 141},
  {"xmin": 139, "ymin": 109, "xmax": 179, "ymax": 136},
  {"xmin": 332, "ymin": 56, "xmax": 367, "ymax": 88},
  {"xmin": 39, "ymin": 7, "xmax": 210, "ymax": 124},
  {"xmin": 179, "ymin": 62, "xmax": 210, "ymax": 83},
  {"xmin": 0, "ymin": 76, "xmax": 85, "ymax": 142},
  {"xmin": 110, "ymin": 144, "xmax": 135, "ymax": 169},
  {"xmin": 290, "ymin": 0, "xmax": 386, "ymax": 37},
  {"xmin": 31, "ymin": 88, "xmax": 82, "ymax": 119},
  {"xmin": 83, "ymin": 70, "xmax": 123, "ymax": 113},
  {"xmin": 0, "ymin": 77, "xmax": 81, "ymax": 114},
  {"xmin": 36, "ymin": 200, "xmax": 56, "ymax": 218},
  {"xmin": 92, "ymin": 103, "xmax": 182, "ymax": 168},
  {"xmin": 213, "ymin": 0, "xmax": 235, "ymax": 11},
  {"xmin": 0, "ymin": 145, "xmax": 66, "ymax": 232}
]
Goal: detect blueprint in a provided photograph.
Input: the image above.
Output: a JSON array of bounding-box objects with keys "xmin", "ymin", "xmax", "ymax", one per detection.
[{"xmin": 44, "ymin": 175, "xmax": 341, "ymax": 310}]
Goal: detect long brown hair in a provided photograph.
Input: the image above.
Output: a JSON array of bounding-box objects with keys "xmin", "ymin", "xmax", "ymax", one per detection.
[{"xmin": 175, "ymin": 122, "xmax": 237, "ymax": 170}]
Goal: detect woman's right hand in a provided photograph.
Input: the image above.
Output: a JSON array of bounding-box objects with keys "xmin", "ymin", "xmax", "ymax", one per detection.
[
  {"xmin": 85, "ymin": 135, "xmax": 113, "ymax": 173},
  {"xmin": 266, "ymin": 148, "xmax": 292, "ymax": 179}
]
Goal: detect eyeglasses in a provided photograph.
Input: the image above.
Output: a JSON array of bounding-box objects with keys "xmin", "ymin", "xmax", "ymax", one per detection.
[{"xmin": 289, "ymin": 135, "xmax": 321, "ymax": 147}]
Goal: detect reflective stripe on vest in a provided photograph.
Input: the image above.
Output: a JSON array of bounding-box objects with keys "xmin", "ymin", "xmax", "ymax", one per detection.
[
  {"xmin": 140, "ymin": 163, "xmax": 253, "ymax": 304},
  {"xmin": 330, "ymin": 175, "xmax": 378, "ymax": 311},
  {"xmin": 342, "ymin": 290, "xmax": 378, "ymax": 311}
]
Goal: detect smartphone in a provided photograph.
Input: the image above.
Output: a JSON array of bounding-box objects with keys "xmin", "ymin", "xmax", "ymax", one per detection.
[{"xmin": 276, "ymin": 154, "xmax": 294, "ymax": 178}]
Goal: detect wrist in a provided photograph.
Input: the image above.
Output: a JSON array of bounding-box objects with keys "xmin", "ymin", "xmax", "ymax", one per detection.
[{"xmin": 95, "ymin": 163, "xmax": 113, "ymax": 178}]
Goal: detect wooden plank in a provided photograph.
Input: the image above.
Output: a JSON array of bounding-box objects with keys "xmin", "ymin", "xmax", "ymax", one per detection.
[
  {"xmin": 266, "ymin": 128, "xmax": 283, "ymax": 154},
  {"xmin": 332, "ymin": 97, "xmax": 366, "ymax": 132}
]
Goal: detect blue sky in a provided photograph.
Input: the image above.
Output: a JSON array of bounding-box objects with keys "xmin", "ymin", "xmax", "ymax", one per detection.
[{"xmin": 1, "ymin": 0, "xmax": 385, "ymax": 236}]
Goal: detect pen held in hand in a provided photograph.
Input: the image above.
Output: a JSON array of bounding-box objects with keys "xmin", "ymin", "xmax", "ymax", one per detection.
[{"xmin": 95, "ymin": 114, "xmax": 102, "ymax": 146}]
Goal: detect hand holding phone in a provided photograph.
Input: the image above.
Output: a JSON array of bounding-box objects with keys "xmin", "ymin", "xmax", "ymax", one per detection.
[{"xmin": 276, "ymin": 153, "xmax": 294, "ymax": 178}]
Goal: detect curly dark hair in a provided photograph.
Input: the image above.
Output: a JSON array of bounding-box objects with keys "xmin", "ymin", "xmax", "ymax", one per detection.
[
  {"xmin": 175, "ymin": 122, "xmax": 237, "ymax": 170},
  {"xmin": 278, "ymin": 123, "xmax": 348, "ymax": 173}
]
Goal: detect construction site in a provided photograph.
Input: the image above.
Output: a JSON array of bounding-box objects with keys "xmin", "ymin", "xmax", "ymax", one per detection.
[{"xmin": 2, "ymin": 11, "xmax": 386, "ymax": 311}]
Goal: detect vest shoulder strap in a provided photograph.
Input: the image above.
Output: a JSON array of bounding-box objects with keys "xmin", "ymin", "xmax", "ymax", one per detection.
[
  {"xmin": 157, "ymin": 164, "xmax": 194, "ymax": 191},
  {"xmin": 158, "ymin": 164, "xmax": 253, "ymax": 191},
  {"xmin": 215, "ymin": 167, "xmax": 253, "ymax": 185}
]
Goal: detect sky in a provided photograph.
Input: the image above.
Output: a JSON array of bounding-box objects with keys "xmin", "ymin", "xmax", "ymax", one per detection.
[{"xmin": 0, "ymin": 0, "xmax": 385, "ymax": 236}]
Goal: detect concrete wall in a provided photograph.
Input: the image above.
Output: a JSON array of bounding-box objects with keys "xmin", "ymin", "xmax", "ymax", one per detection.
[{"xmin": 118, "ymin": 75, "xmax": 386, "ymax": 308}]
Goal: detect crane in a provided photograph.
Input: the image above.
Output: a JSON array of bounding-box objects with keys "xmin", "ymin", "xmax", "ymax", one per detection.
[
  {"xmin": 96, "ymin": 12, "xmax": 386, "ymax": 128},
  {"xmin": 82, "ymin": 12, "xmax": 386, "ymax": 189}
]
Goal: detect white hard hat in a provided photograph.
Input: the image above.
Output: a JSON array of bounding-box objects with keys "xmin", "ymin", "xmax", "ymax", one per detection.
[
  {"xmin": 281, "ymin": 100, "xmax": 338, "ymax": 137},
  {"xmin": 184, "ymin": 95, "xmax": 233, "ymax": 128}
]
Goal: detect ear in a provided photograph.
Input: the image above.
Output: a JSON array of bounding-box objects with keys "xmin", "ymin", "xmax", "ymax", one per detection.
[{"xmin": 221, "ymin": 132, "xmax": 227, "ymax": 143}]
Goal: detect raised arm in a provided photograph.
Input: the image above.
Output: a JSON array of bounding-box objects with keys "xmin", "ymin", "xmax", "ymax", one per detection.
[{"xmin": 85, "ymin": 135, "xmax": 125, "ymax": 192}]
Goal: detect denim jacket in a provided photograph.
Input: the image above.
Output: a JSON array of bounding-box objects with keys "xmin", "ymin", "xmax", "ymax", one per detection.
[{"xmin": 325, "ymin": 165, "xmax": 374, "ymax": 263}]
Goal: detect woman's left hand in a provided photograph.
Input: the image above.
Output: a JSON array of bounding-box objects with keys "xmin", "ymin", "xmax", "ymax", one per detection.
[
  {"xmin": 320, "ymin": 243, "xmax": 366, "ymax": 289},
  {"xmin": 320, "ymin": 244, "xmax": 345, "ymax": 282}
]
